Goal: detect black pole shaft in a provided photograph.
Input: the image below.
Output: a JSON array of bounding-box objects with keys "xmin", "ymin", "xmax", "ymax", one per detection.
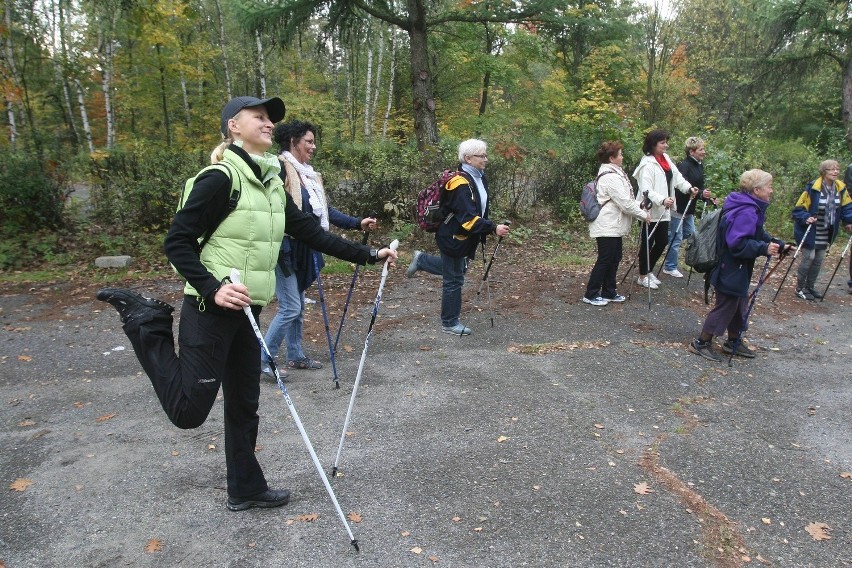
[
  {"xmin": 819, "ymin": 233, "xmax": 852, "ymax": 302},
  {"xmin": 728, "ymin": 255, "xmax": 772, "ymax": 366}
]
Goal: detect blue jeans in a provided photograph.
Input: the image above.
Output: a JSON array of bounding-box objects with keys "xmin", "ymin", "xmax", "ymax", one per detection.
[
  {"xmin": 262, "ymin": 265, "xmax": 305, "ymax": 365},
  {"xmin": 664, "ymin": 214, "xmax": 695, "ymax": 271},
  {"xmin": 414, "ymin": 251, "xmax": 468, "ymax": 327}
]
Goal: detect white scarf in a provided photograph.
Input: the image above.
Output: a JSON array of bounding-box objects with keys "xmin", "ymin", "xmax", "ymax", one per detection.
[{"xmin": 281, "ymin": 150, "xmax": 328, "ymax": 230}]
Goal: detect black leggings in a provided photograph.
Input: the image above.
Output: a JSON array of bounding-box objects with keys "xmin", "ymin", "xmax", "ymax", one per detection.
[{"xmin": 638, "ymin": 220, "xmax": 669, "ymax": 275}]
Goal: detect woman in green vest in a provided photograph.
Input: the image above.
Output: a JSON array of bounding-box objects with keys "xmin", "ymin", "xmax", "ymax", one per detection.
[{"xmin": 96, "ymin": 96, "xmax": 397, "ymax": 512}]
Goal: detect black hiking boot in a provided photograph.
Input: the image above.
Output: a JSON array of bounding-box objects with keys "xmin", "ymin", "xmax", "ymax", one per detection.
[
  {"xmin": 688, "ymin": 338, "xmax": 722, "ymax": 362},
  {"xmin": 96, "ymin": 288, "xmax": 174, "ymax": 325},
  {"xmin": 722, "ymin": 340, "xmax": 756, "ymax": 358},
  {"xmin": 227, "ymin": 488, "xmax": 291, "ymax": 511}
]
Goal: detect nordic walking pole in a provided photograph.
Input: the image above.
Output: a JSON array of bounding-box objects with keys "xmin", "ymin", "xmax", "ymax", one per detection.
[
  {"xmin": 656, "ymin": 193, "xmax": 698, "ymax": 278},
  {"xmin": 331, "ymin": 240, "xmax": 399, "ymax": 477},
  {"xmin": 313, "ymin": 253, "xmax": 341, "ymax": 389},
  {"xmin": 771, "ymin": 223, "xmax": 812, "ymax": 302},
  {"xmin": 477, "ymin": 221, "xmax": 510, "ymax": 327},
  {"xmin": 229, "ymin": 268, "xmax": 359, "ymax": 552},
  {"xmin": 819, "ymin": 233, "xmax": 852, "ymax": 302},
  {"xmin": 727, "ymin": 254, "xmax": 772, "ymax": 366},
  {"xmin": 333, "ymin": 212, "xmax": 377, "ymax": 354}
]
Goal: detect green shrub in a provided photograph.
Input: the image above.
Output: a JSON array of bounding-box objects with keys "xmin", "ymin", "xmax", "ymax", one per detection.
[
  {"xmin": 89, "ymin": 142, "xmax": 207, "ymax": 231},
  {"xmin": 0, "ymin": 152, "xmax": 68, "ymax": 234}
]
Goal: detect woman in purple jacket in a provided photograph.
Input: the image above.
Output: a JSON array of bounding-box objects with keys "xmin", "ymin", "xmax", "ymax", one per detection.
[{"xmin": 688, "ymin": 169, "xmax": 789, "ymax": 362}]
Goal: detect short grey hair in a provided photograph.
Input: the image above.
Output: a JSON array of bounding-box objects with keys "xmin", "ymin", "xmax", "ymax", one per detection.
[
  {"xmin": 819, "ymin": 159, "xmax": 840, "ymax": 176},
  {"xmin": 458, "ymin": 139, "xmax": 487, "ymax": 163},
  {"xmin": 739, "ymin": 169, "xmax": 773, "ymax": 195}
]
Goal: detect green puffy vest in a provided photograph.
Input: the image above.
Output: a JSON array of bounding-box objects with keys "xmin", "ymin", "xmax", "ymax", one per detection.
[{"xmin": 181, "ymin": 149, "xmax": 286, "ymax": 306}]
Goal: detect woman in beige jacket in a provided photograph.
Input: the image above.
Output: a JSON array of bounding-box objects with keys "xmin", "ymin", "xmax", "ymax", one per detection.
[{"xmin": 583, "ymin": 141, "xmax": 650, "ymax": 305}]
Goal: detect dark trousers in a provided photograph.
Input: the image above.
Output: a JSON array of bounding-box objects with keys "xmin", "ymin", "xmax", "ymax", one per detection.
[
  {"xmin": 638, "ymin": 221, "xmax": 669, "ymax": 275},
  {"xmin": 585, "ymin": 236, "xmax": 623, "ymax": 299},
  {"xmin": 701, "ymin": 290, "xmax": 748, "ymax": 338},
  {"xmin": 124, "ymin": 298, "xmax": 268, "ymax": 498}
]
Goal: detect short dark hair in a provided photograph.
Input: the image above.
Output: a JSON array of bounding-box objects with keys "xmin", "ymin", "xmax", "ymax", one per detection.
[
  {"xmin": 642, "ymin": 129, "xmax": 670, "ymax": 155},
  {"xmin": 273, "ymin": 120, "xmax": 317, "ymax": 152},
  {"xmin": 597, "ymin": 141, "xmax": 624, "ymax": 164}
]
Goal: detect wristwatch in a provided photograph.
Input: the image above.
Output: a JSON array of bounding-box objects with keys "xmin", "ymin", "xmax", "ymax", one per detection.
[{"xmin": 369, "ymin": 247, "xmax": 379, "ymax": 263}]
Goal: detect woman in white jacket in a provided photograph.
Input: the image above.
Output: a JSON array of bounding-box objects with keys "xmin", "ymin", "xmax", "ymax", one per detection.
[
  {"xmin": 583, "ymin": 141, "xmax": 650, "ymax": 305},
  {"xmin": 632, "ymin": 129, "xmax": 697, "ymax": 289}
]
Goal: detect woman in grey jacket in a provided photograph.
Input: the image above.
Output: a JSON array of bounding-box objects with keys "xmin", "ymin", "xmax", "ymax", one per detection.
[{"xmin": 583, "ymin": 141, "xmax": 650, "ymax": 305}]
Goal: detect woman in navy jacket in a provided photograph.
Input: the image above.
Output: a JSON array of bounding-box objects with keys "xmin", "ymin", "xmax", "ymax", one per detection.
[{"xmin": 688, "ymin": 169, "xmax": 788, "ymax": 362}]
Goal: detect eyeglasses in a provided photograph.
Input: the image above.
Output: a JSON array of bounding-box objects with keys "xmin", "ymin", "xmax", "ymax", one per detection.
[{"xmin": 470, "ymin": 154, "xmax": 488, "ymax": 159}]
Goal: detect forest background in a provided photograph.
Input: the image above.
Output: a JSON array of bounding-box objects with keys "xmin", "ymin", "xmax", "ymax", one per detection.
[{"xmin": 0, "ymin": 0, "xmax": 850, "ymax": 274}]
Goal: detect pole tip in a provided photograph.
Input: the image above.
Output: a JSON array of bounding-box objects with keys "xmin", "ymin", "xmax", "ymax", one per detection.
[{"xmin": 351, "ymin": 539, "xmax": 360, "ymax": 552}]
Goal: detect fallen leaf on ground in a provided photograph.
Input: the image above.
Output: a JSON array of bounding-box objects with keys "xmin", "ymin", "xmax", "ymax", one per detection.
[
  {"xmin": 347, "ymin": 512, "xmax": 363, "ymax": 523},
  {"xmin": 18, "ymin": 355, "xmax": 32, "ymax": 362},
  {"xmin": 496, "ymin": 436, "xmax": 508, "ymax": 443},
  {"xmin": 451, "ymin": 516, "xmax": 461, "ymax": 522},
  {"xmin": 297, "ymin": 513, "xmax": 319, "ymax": 522},
  {"xmin": 410, "ymin": 547, "xmax": 422, "ymax": 554},
  {"xmin": 633, "ymin": 482, "xmax": 654, "ymax": 495},
  {"xmin": 594, "ymin": 424, "xmax": 604, "ymax": 429},
  {"xmin": 428, "ymin": 555, "xmax": 439, "ymax": 562},
  {"xmin": 95, "ymin": 413, "xmax": 116, "ymax": 423},
  {"xmin": 839, "ymin": 472, "xmax": 852, "ymax": 479},
  {"xmin": 10, "ymin": 478, "xmax": 33, "ymax": 492},
  {"xmin": 18, "ymin": 419, "xmax": 35, "ymax": 427},
  {"xmin": 144, "ymin": 539, "xmax": 163, "ymax": 553},
  {"xmin": 805, "ymin": 522, "xmax": 831, "ymax": 541},
  {"xmin": 419, "ymin": 345, "xmax": 432, "ymax": 351},
  {"xmin": 761, "ymin": 518, "xmax": 771, "ymax": 525},
  {"xmin": 401, "ymin": 531, "xmax": 411, "ymax": 536}
]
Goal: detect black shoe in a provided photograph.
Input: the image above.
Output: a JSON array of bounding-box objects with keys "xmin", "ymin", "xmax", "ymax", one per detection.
[
  {"xmin": 227, "ymin": 488, "xmax": 291, "ymax": 511},
  {"xmin": 687, "ymin": 339, "xmax": 722, "ymax": 362},
  {"xmin": 795, "ymin": 288, "xmax": 814, "ymax": 301},
  {"xmin": 806, "ymin": 287, "xmax": 823, "ymax": 300},
  {"xmin": 722, "ymin": 340, "xmax": 756, "ymax": 358},
  {"xmin": 96, "ymin": 287, "xmax": 174, "ymax": 324}
]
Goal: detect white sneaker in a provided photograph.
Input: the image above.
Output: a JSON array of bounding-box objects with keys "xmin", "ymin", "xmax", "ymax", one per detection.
[
  {"xmin": 637, "ymin": 276, "xmax": 658, "ymax": 289},
  {"xmin": 649, "ymin": 272, "xmax": 662, "ymax": 285},
  {"xmin": 663, "ymin": 268, "xmax": 684, "ymax": 278}
]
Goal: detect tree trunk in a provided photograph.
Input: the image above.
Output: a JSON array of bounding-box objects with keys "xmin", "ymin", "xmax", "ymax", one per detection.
[
  {"xmin": 155, "ymin": 43, "xmax": 172, "ymax": 146},
  {"xmin": 74, "ymin": 79, "xmax": 94, "ymax": 153},
  {"xmin": 364, "ymin": 44, "xmax": 373, "ymax": 137},
  {"xmin": 382, "ymin": 29, "xmax": 397, "ymax": 141},
  {"xmin": 843, "ymin": 54, "xmax": 852, "ymax": 152},
  {"xmin": 55, "ymin": 0, "xmax": 79, "ymax": 147},
  {"xmin": 4, "ymin": 0, "xmax": 20, "ymax": 148},
  {"xmin": 406, "ymin": 0, "xmax": 438, "ymax": 153},
  {"xmin": 371, "ymin": 27, "xmax": 384, "ymax": 136},
  {"xmin": 215, "ymin": 0, "xmax": 232, "ymax": 99},
  {"xmin": 255, "ymin": 29, "xmax": 266, "ymax": 97},
  {"xmin": 180, "ymin": 71, "xmax": 190, "ymax": 128},
  {"xmin": 97, "ymin": 15, "xmax": 117, "ymax": 149}
]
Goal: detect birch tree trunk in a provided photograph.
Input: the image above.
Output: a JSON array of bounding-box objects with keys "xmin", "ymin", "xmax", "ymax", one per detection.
[
  {"xmin": 364, "ymin": 44, "xmax": 373, "ymax": 137},
  {"xmin": 180, "ymin": 71, "xmax": 190, "ymax": 127},
  {"xmin": 215, "ymin": 0, "xmax": 232, "ymax": 99},
  {"xmin": 74, "ymin": 79, "xmax": 94, "ymax": 153},
  {"xmin": 381, "ymin": 29, "xmax": 397, "ymax": 141},
  {"xmin": 55, "ymin": 0, "xmax": 79, "ymax": 147},
  {"xmin": 4, "ymin": 0, "xmax": 20, "ymax": 147},
  {"xmin": 97, "ymin": 13, "xmax": 117, "ymax": 149},
  {"xmin": 371, "ymin": 27, "xmax": 384, "ymax": 133},
  {"xmin": 155, "ymin": 43, "xmax": 172, "ymax": 146},
  {"xmin": 255, "ymin": 28, "xmax": 266, "ymax": 97}
]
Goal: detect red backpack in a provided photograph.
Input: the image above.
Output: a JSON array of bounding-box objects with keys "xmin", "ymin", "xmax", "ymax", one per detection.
[{"xmin": 415, "ymin": 170, "xmax": 457, "ymax": 232}]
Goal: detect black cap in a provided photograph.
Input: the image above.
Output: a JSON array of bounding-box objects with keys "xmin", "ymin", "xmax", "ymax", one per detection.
[{"xmin": 220, "ymin": 96, "xmax": 286, "ymax": 136}]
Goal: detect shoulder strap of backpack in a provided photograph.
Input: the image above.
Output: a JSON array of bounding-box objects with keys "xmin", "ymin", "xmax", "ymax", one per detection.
[{"xmin": 198, "ymin": 162, "xmax": 241, "ymax": 250}]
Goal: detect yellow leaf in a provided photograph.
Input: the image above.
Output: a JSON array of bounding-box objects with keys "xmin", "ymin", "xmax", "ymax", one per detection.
[
  {"xmin": 804, "ymin": 522, "xmax": 831, "ymax": 541},
  {"xmin": 18, "ymin": 355, "xmax": 32, "ymax": 362},
  {"xmin": 10, "ymin": 478, "xmax": 33, "ymax": 492},
  {"xmin": 95, "ymin": 413, "xmax": 116, "ymax": 423},
  {"xmin": 144, "ymin": 538, "xmax": 163, "ymax": 553}
]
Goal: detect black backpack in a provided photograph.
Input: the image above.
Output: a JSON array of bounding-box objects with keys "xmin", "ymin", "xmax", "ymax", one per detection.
[{"xmin": 684, "ymin": 207, "xmax": 722, "ymax": 274}]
